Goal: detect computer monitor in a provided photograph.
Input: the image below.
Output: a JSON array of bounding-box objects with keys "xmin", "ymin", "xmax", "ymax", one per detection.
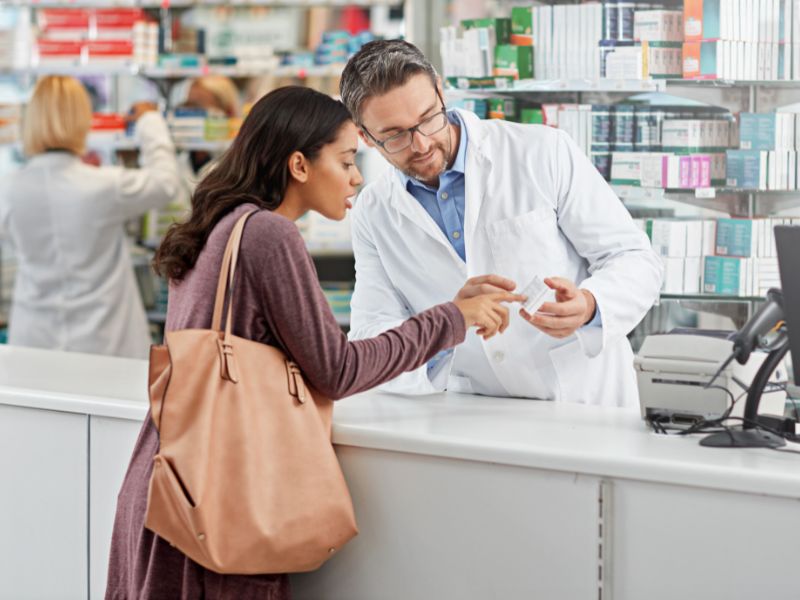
[{"xmin": 775, "ymin": 225, "xmax": 800, "ymax": 386}]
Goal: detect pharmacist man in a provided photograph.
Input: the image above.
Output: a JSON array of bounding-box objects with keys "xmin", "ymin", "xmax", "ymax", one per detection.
[{"xmin": 340, "ymin": 40, "xmax": 663, "ymax": 407}]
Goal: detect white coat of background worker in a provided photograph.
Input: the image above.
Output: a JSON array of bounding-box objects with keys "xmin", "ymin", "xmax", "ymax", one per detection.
[
  {"xmin": 340, "ymin": 40, "xmax": 664, "ymax": 407},
  {"xmin": 0, "ymin": 76, "xmax": 180, "ymax": 359}
]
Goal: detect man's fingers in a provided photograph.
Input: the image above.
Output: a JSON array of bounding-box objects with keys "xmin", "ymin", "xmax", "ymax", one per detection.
[
  {"xmin": 538, "ymin": 300, "xmax": 580, "ymax": 316},
  {"xmin": 467, "ymin": 274, "xmax": 517, "ymax": 291},
  {"xmin": 530, "ymin": 312, "xmax": 578, "ymax": 330},
  {"xmin": 544, "ymin": 277, "xmax": 577, "ymax": 299}
]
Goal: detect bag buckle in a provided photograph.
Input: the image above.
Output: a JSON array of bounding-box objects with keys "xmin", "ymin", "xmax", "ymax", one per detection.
[
  {"xmin": 286, "ymin": 361, "xmax": 306, "ymax": 403},
  {"xmin": 216, "ymin": 339, "xmax": 240, "ymax": 384}
]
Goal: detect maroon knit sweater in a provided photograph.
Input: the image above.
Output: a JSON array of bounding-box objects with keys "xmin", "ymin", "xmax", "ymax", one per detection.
[{"xmin": 105, "ymin": 204, "xmax": 466, "ymax": 599}]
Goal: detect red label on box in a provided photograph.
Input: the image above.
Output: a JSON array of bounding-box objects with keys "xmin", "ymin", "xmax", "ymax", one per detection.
[
  {"xmin": 91, "ymin": 113, "xmax": 126, "ymax": 131},
  {"xmin": 86, "ymin": 40, "xmax": 133, "ymax": 56},
  {"xmin": 36, "ymin": 40, "xmax": 84, "ymax": 56},
  {"xmin": 39, "ymin": 9, "xmax": 90, "ymax": 30}
]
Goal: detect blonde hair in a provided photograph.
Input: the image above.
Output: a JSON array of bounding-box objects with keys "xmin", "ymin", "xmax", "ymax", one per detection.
[
  {"xmin": 191, "ymin": 76, "xmax": 241, "ymax": 117},
  {"xmin": 23, "ymin": 76, "xmax": 92, "ymax": 156}
]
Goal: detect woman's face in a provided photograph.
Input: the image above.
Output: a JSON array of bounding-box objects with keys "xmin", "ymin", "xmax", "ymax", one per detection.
[{"xmin": 303, "ymin": 121, "xmax": 364, "ymax": 221}]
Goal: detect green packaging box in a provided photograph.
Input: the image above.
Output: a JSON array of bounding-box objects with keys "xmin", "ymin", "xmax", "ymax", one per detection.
[
  {"xmin": 519, "ymin": 107, "xmax": 543, "ymax": 124},
  {"xmin": 445, "ymin": 76, "xmax": 514, "ymax": 90},
  {"xmin": 461, "ymin": 18, "xmax": 512, "ymax": 44},
  {"xmin": 488, "ymin": 97, "xmax": 518, "ymax": 121},
  {"xmin": 511, "ymin": 7, "xmax": 533, "ymax": 45},
  {"xmin": 494, "ymin": 44, "xmax": 533, "ymax": 79}
]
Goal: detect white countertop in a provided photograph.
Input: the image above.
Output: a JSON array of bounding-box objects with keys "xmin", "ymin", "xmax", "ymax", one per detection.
[
  {"xmin": 2, "ymin": 345, "xmax": 800, "ymax": 499},
  {"xmin": 0, "ymin": 345, "xmax": 149, "ymax": 419}
]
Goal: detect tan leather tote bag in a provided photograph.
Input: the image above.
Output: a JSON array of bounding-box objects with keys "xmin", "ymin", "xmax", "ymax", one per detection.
[{"xmin": 145, "ymin": 209, "xmax": 358, "ymax": 575}]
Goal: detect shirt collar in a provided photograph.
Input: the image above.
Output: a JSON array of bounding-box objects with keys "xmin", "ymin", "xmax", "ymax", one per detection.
[{"xmin": 400, "ymin": 109, "xmax": 467, "ymax": 192}]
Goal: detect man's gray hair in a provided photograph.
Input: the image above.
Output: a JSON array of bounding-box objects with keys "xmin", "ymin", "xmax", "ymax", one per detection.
[{"xmin": 340, "ymin": 39, "xmax": 438, "ymax": 125}]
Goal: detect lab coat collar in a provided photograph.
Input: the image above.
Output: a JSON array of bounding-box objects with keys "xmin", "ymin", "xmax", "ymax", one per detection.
[
  {"xmin": 457, "ymin": 109, "xmax": 492, "ymax": 273},
  {"xmin": 27, "ymin": 151, "xmax": 80, "ymax": 167},
  {"xmin": 387, "ymin": 108, "xmax": 492, "ymax": 270}
]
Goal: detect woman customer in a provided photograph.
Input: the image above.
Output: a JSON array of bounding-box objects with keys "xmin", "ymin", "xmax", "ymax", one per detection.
[
  {"xmin": 0, "ymin": 76, "xmax": 180, "ymax": 359},
  {"xmin": 106, "ymin": 86, "xmax": 521, "ymax": 599}
]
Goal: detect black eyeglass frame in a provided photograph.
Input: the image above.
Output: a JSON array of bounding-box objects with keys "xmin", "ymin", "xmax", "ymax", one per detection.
[{"xmin": 361, "ymin": 91, "xmax": 449, "ymax": 154}]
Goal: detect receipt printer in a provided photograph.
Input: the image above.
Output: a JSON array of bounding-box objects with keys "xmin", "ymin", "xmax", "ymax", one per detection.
[{"xmin": 635, "ymin": 332, "xmax": 786, "ymax": 429}]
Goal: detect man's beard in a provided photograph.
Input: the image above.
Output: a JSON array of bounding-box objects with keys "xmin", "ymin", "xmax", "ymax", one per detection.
[{"xmin": 397, "ymin": 128, "xmax": 453, "ymax": 185}]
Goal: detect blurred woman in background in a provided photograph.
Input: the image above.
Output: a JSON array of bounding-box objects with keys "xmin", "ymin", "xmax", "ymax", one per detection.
[{"xmin": 0, "ymin": 75, "xmax": 180, "ymax": 359}]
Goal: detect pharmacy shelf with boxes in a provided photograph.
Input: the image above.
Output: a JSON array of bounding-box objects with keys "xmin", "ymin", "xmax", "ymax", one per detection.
[
  {"xmin": 0, "ymin": 0, "xmax": 402, "ymax": 332},
  {"xmin": 0, "ymin": 5, "xmax": 383, "ymax": 77},
  {"xmin": 638, "ymin": 216, "xmax": 796, "ymax": 296},
  {"xmin": 441, "ymin": 0, "xmax": 800, "ymax": 85},
  {"xmin": 441, "ymin": 0, "xmax": 800, "ymax": 316}
]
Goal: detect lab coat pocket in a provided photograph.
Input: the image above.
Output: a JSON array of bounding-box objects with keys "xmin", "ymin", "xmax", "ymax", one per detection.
[
  {"xmin": 485, "ymin": 208, "xmax": 568, "ymax": 283},
  {"xmin": 548, "ymin": 338, "xmax": 590, "ymax": 404}
]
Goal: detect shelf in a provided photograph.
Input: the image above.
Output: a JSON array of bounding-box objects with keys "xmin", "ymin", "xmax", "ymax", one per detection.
[
  {"xmin": 146, "ymin": 310, "xmax": 167, "ymax": 325},
  {"xmin": 660, "ymin": 292, "xmax": 764, "ymax": 302},
  {"xmin": 0, "ymin": 63, "xmax": 345, "ymax": 80},
  {"xmin": 307, "ymin": 247, "xmax": 354, "ymax": 258},
  {"xmin": 105, "ymin": 138, "xmax": 232, "ymax": 152},
  {"xmin": 141, "ymin": 64, "xmax": 345, "ymax": 79},
  {"xmin": 665, "ymin": 78, "xmax": 800, "ymax": 88},
  {"xmin": 0, "ymin": 137, "xmax": 233, "ymax": 153},
  {"xmin": 333, "ymin": 313, "xmax": 350, "ymax": 327},
  {"xmin": 612, "ymin": 185, "xmax": 800, "ymax": 217},
  {"xmin": 445, "ymin": 78, "xmax": 667, "ymax": 94},
  {"xmin": 3, "ymin": 63, "xmax": 140, "ymax": 77},
  {"xmin": 444, "ymin": 77, "xmax": 800, "ymax": 94},
  {"xmin": 5, "ymin": 0, "xmax": 399, "ymax": 6}
]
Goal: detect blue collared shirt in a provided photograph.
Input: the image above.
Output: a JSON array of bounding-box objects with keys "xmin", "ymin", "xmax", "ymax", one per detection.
[{"xmin": 399, "ymin": 111, "xmax": 468, "ymax": 262}]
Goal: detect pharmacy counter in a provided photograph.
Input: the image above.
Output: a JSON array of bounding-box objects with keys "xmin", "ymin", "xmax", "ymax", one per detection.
[{"xmin": 0, "ymin": 345, "xmax": 799, "ymax": 600}]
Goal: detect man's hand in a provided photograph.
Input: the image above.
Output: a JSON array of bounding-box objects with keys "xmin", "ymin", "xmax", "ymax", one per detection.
[
  {"xmin": 519, "ymin": 277, "xmax": 596, "ymax": 339},
  {"xmin": 454, "ymin": 274, "xmax": 517, "ymax": 301}
]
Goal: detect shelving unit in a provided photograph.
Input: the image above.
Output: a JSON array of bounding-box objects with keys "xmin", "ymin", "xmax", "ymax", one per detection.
[
  {"xmin": 444, "ymin": 70, "xmax": 800, "ymax": 332},
  {"xmin": 612, "ymin": 185, "xmax": 800, "ymax": 217},
  {"xmin": 0, "ymin": 0, "xmax": 421, "ymax": 334}
]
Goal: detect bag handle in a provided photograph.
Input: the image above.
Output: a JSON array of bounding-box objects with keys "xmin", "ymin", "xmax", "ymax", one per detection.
[
  {"xmin": 211, "ymin": 209, "xmax": 258, "ymax": 383},
  {"xmin": 211, "ymin": 209, "xmax": 258, "ymax": 334}
]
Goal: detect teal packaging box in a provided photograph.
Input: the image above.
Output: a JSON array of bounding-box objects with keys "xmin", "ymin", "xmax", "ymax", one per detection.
[{"xmin": 703, "ymin": 255, "xmax": 742, "ymax": 295}]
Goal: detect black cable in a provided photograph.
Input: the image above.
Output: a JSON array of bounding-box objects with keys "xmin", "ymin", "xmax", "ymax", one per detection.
[
  {"xmin": 790, "ymin": 395, "xmax": 800, "ymax": 422},
  {"xmin": 704, "ymin": 351, "xmax": 736, "ymax": 390}
]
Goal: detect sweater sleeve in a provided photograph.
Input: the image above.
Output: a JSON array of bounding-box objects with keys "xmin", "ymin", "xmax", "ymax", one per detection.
[{"xmin": 243, "ymin": 216, "xmax": 466, "ymax": 400}]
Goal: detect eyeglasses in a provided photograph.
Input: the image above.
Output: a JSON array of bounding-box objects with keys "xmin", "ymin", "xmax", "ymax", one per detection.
[{"xmin": 363, "ymin": 107, "xmax": 449, "ymax": 154}]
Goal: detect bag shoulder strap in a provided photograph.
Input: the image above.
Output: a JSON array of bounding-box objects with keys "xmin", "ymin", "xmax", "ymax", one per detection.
[{"xmin": 211, "ymin": 209, "xmax": 258, "ymax": 334}]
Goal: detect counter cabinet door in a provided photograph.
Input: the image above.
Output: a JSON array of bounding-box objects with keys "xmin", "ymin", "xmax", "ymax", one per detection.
[
  {"xmin": 0, "ymin": 404, "xmax": 88, "ymax": 600},
  {"xmin": 89, "ymin": 415, "xmax": 144, "ymax": 600},
  {"xmin": 293, "ymin": 446, "xmax": 604, "ymax": 600},
  {"xmin": 610, "ymin": 478, "xmax": 800, "ymax": 600}
]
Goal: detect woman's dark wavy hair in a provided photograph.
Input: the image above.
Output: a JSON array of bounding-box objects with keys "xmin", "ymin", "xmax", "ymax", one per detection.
[{"xmin": 154, "ymin": 85, "xmax": 351, "ymax": 281}]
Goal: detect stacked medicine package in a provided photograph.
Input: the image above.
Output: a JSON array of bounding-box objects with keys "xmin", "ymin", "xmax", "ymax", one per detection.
[
  {"xmin": 31, "ymin": 8, "xmax": 146, "ymax": 67},
  {"xmin": 608, "ymin": 105, "xmax": 734, "ymax": 187},
  {"xmin": 726, "ymin": 111, "xmax": 800, "ymax": 189},
  {"xmin": 0, "ymin": 6, "xmax": 32, "ymax": 70},
  {"xmin": 440, "ymin": 3, "xmax": 684, "ymax": 84},
  {"xmin": 639, "ymin": 216, "xmax": 798, "ymax": 295},
  {"xmin": 440, "ymin": 17, "xmax": 533, "ymax": 81},
  {"xmin": 450, "ymin": 94, "xmax": 736, "ymax": 188},
  {"xmin": 683, "ymin": 0, "xmax": 800, "ymax": 80}
]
